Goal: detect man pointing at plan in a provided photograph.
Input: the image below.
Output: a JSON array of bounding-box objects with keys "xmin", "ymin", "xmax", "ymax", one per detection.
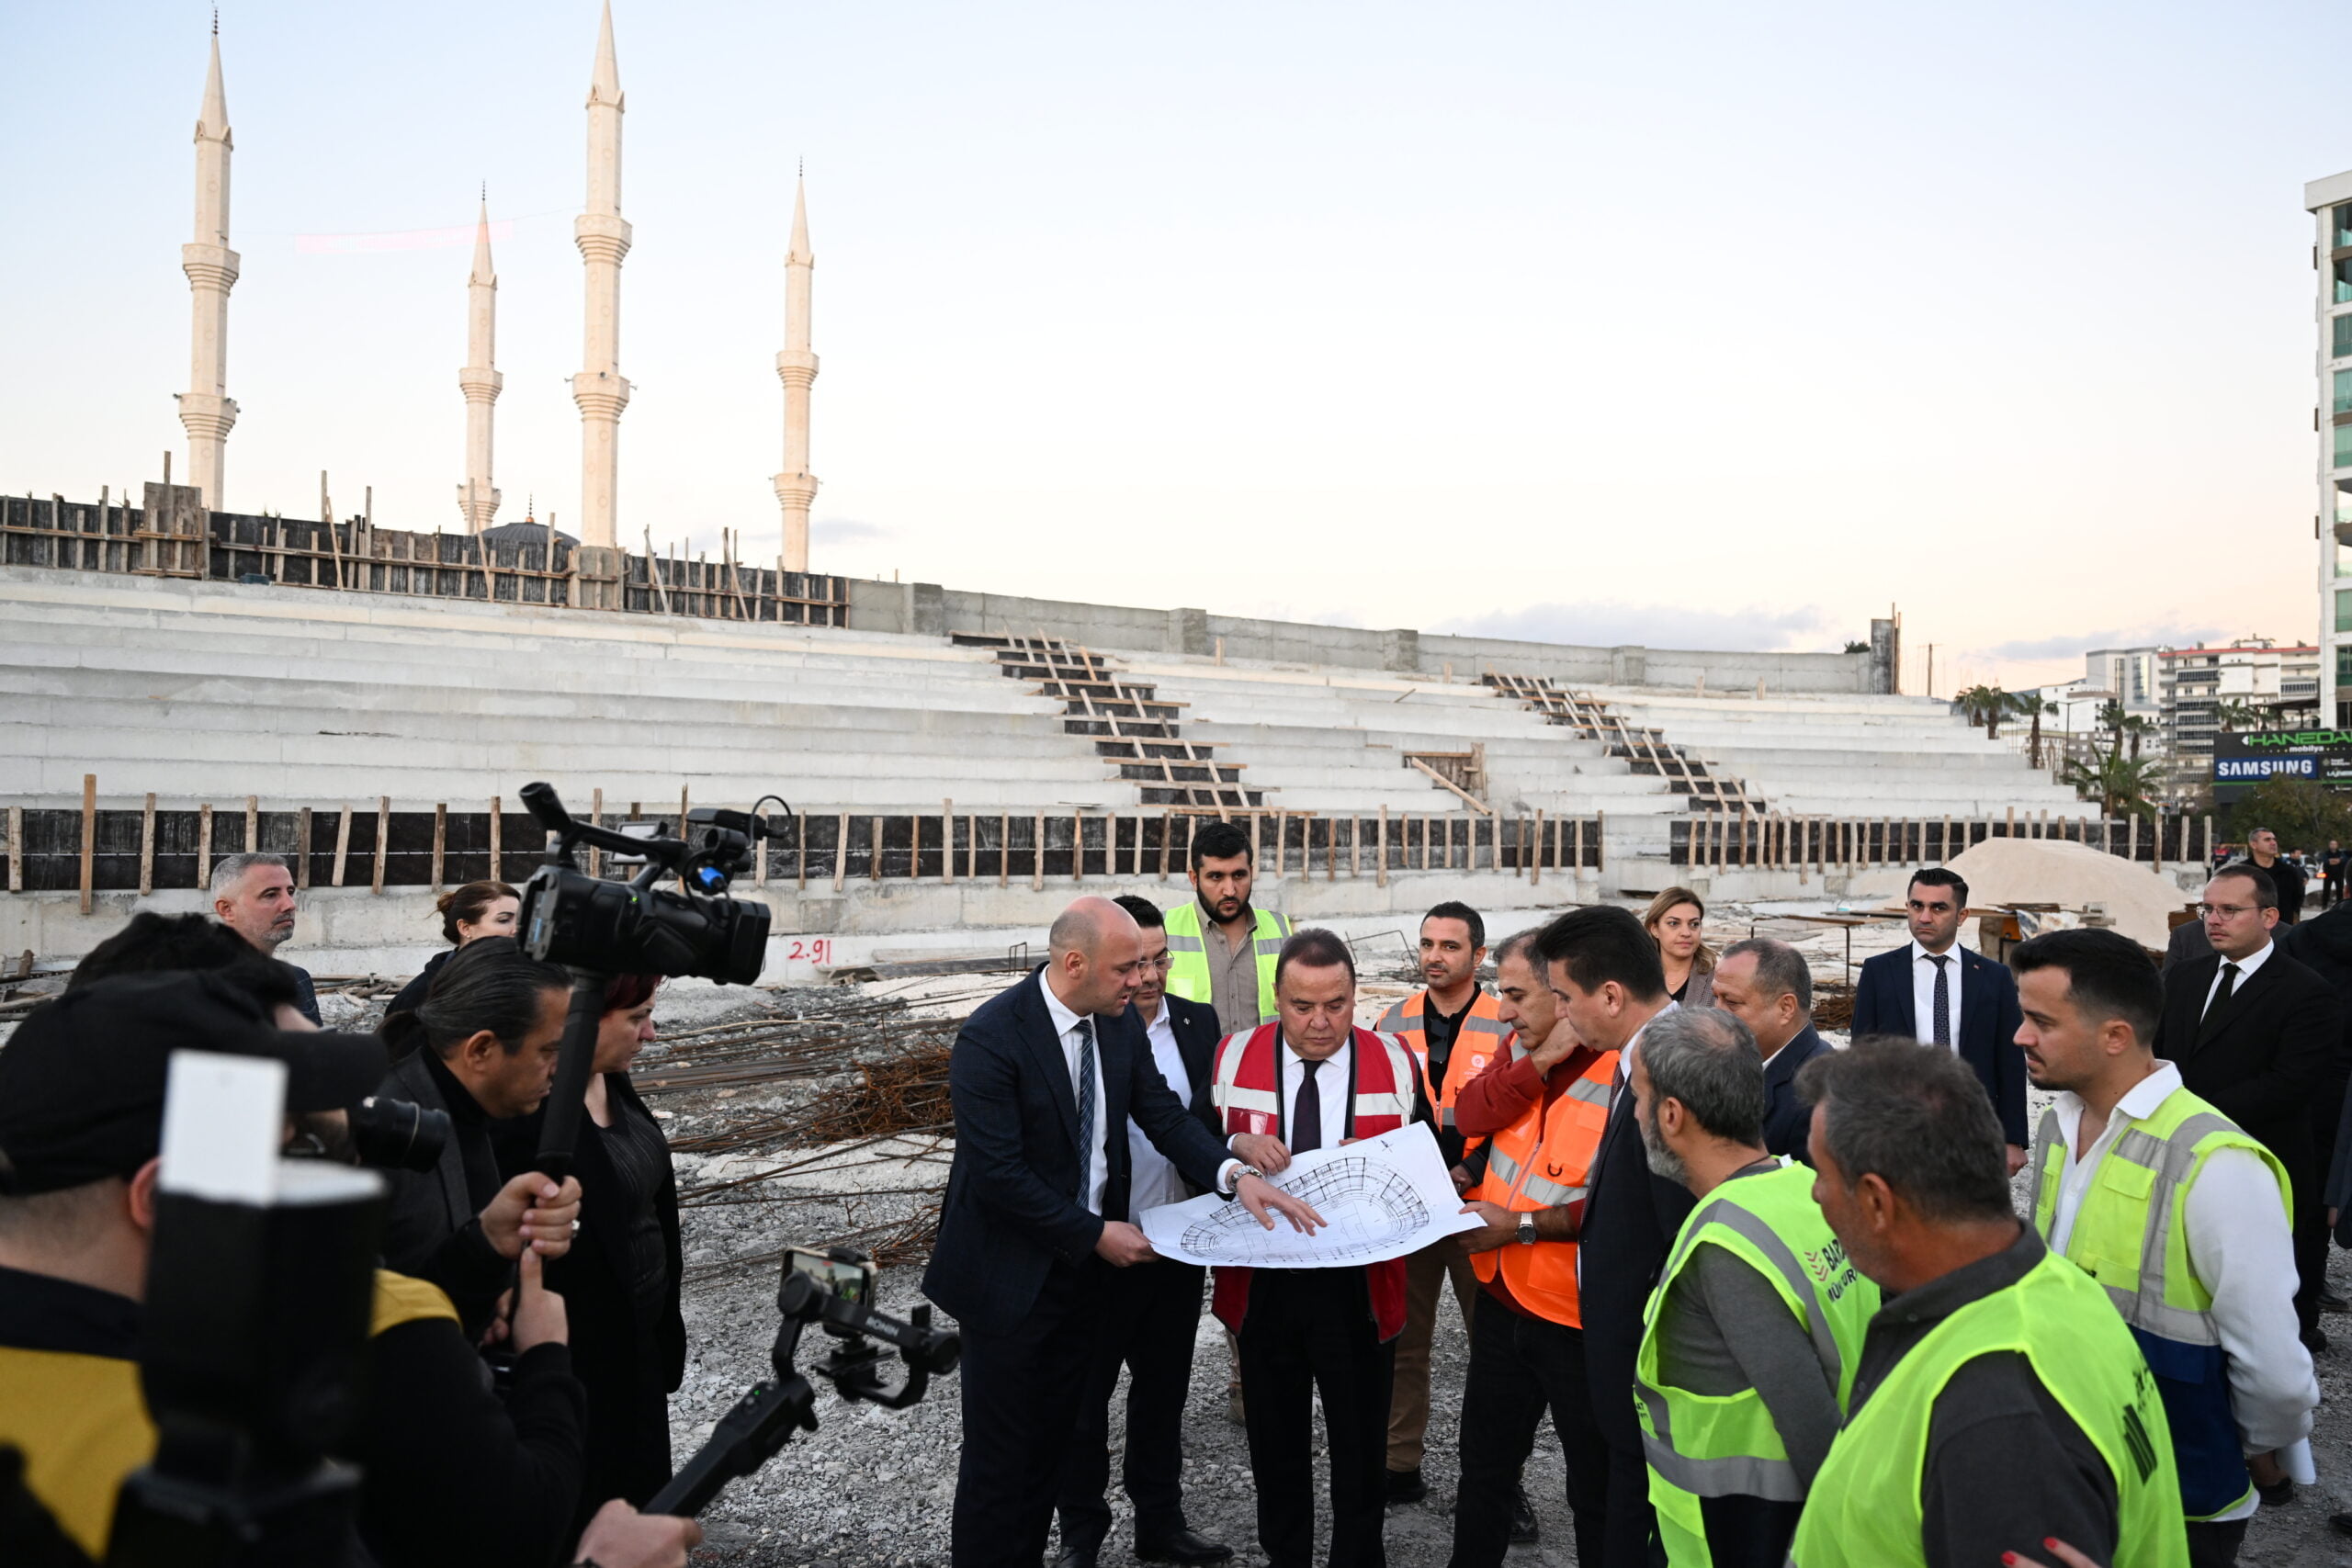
[{"xmin": 1206, "ymin": 927, "xmax": 1437, "ymax": 1568}]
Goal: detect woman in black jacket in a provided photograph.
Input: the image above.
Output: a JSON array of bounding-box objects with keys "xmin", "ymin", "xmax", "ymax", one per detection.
[
  {"xmin": 493, "ymin": 972, "xmax": 684, "ymax": 1518},
  {"xmin": 384, "ymin": 880, "xmax": 523, "ymax": 1025}
]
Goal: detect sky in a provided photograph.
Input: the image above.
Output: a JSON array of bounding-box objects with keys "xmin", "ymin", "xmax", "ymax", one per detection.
[{"xmin": 2, "ymin": 1, "xmax": 2342, "ymax": 695}]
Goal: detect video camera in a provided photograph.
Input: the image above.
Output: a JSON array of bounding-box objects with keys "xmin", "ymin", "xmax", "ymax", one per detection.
[
  {"xmin": 513, "ymin": 782, "xmax": 789, "ymax": 1180},
  {"xmin": 647, "ymin": 1247, "xmax": 960, "ymax": 1517}
]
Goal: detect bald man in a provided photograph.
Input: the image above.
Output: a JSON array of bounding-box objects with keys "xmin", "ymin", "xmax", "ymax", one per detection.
[{"xmin": 925, "ymin": 897, "xmax": 1319, "ymax": 1568}]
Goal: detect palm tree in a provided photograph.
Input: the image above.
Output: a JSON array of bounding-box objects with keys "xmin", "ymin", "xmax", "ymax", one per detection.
[
  {"xmin": 1955, "ymin": 684, "xmax": 2011, "ymax": 739},
  {"xmin": 2063, "ymin": 751, "xmax": 2164, "ymax": 818},
  {"xmin": 2120, "ymin": 715, "xmax": 2154, "ymax": 761},
  {"xmin": 2024, "ymin": 698, "xmax": 2057, "ymax": 769},
  {"xmin": 2213, "ymin": 697, "xmax": 2262, "ymax": 734},
  {"xmin": 2096, "ymin": 700, "xmax": 2126, "ymax": 758}
]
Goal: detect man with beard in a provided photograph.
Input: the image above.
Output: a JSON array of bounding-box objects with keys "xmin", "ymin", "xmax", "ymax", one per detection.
[
  {"xmin": 1163, "ymin": 820, "xmax": 1292, "ymax": 1038},
  {"xmin": 209, "ymin": 852, "xmax": 321, "ymax": 1023},
  {"xmin": 1627, "ymin": 1008, "xmax": 1877, "ymax": 1568}
]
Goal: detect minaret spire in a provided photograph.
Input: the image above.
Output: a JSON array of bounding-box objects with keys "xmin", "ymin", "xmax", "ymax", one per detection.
[
  {"xmin": 457, "ymin": 193, "xmax": 503, "ymax": 531},
  {"xmin": 773, "ymin": 172, "xmax": 820, "ymax": 572},
  {"xmin": 178, "ymin": 26, "xmax": 239, "ymax": 510},
  {"xmin": 572, "ymin": 0, "xmax": 631, "ymax": 549}
]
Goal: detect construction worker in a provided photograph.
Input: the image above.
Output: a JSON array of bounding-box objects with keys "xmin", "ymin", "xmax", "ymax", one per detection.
[
  {"xmin": 1444, "ymin": 930, "xmax": 1618, "ymax": 1567},
  {"xmin": 1788, "ymin": 1040, "xmax": 2189, "ymax": 1568},
  {"xmin": 1628, "ymin": 1008, "xmax": 1878, "ymax": 1568},
  {"xmin": 2012, "ymin": 928, "xmax": 2314, "ymax": 1567},
  {"xmin": 1374, "ymin": 902, "xmax": 1514, "ymax": 1513},
  {"xmin": 1163, "ymin": 820, "xmax": 1291, "ymax": 1037}
]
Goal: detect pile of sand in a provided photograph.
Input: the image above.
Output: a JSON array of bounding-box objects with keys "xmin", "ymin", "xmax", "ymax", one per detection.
[{"xmin": 1945, "ymin": 837, "xmax": 2189, "ymax": 950}]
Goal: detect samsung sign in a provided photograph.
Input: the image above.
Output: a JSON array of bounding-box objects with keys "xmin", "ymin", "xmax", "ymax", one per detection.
[
  {"xmin": 2216, "ymin": 756, "xmax": 2317, "ymax": 781},
  {"xmin": 2213, "ymin": 729, "xmax": 2352, "ymax": 803}
]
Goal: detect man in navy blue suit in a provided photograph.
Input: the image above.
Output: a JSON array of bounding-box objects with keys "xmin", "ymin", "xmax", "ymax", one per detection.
[
  {"xmin": 923, "ymin": 896, "xmax": 1318, "ymax": 1568},
  {"xmin": 1054, "ymin": 897, "xmax": 1240, "ymax": 1568},
  {"xmin": 1710, "ymin": 936, "xmax": 1830, "ymax": 1162},
  {"xmin": 1850, "ymin": 867, "xmax": 2030, "ymax": 1172}
]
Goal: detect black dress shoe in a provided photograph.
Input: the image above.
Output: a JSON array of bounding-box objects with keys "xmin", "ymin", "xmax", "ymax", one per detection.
[
  {"xmin": 1136, "ymin": 1529, "xmax": 1234, "ymax": 1565},
  {"xmin": 1052, "ymin": 1546, "xmax": 1099, "ymax": 1568},
  {"xmin": 1509, "ymin": 1485, "xmax": 1541, "ymax": 1544},
  {"xmin": 2258, "ymin": 1476, "xmax": 2295, "ymax": 1507},
  {"xmin": 2302, "ymin": 1325, "xmax": 2330, "ymax": 1354},
  {"xmin": 1385, "ymin": 1467, "xmax": 1429, "ymax": 1506}
]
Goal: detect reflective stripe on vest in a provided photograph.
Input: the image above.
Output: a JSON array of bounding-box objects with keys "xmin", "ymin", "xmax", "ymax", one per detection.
[
  {"xmin": 1466, "ymin": 1048, "xmax": 1618, "ymax": 1326},
  {"xmin": 1634, "ymin": 1163, "xmax": 1879, "ymax": 1563},
  {"xmin": 1374, "ymin": 990, "xmax": 1512, "ymax": 1130},
  {"xmin": 1163, "ymin": 902, "xmax": 1291, "ymax": 1025},
  {"xmin": 1789, "ymin": 1250, "xmax": 2190, "ymax": 1568},
  {"xmin": 2029, "ymin": 1088, "xmax": 2291, "ymax": 1522}
]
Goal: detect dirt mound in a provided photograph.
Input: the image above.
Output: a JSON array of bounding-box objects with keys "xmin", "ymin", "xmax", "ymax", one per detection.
[{"xmin": 1945, "ymin": 837, "xmax": 2188, "ymax": 950}]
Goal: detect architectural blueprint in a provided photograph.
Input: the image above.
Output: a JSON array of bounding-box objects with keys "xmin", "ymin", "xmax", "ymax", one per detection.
[{"xmin": 1138, "ymin": 1122, "xmax": 1483, "ymax": 1269}]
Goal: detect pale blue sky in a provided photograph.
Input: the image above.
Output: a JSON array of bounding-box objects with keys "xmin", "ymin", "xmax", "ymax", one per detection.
[{"xmin": 2, "ymin": 2, "xmax": 2341, "ymax": 691}]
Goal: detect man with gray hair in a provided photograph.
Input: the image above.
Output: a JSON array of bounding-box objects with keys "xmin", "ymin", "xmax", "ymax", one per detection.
[
  {"xmin": 1628, "ymin": 1009, "xmax": 1875, "ymax": 1568},
  {"xmin": 1708, "ymin": 939, "xmax": 1827, "ymax": 1161},
  {"xmin": 209, "ymin": 852, "xmax": 319, "ymax": 1023},
  {"xmin": 1785, "ymin": 1040, "xmax": 2190, "ymax": 1568}
]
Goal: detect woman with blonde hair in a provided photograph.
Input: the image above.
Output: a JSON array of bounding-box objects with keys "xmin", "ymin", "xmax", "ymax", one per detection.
[{"xmin": 1643, "ymin": 886, "xmax": 1715, "ymax": 1007}]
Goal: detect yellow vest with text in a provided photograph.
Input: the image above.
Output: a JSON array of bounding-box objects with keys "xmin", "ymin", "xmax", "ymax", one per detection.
[
  {"xmin": 1788, "ymin": 1248, "xmax": 2188, "ymax": 1568},
  {"xmin": 2029, "ymin": 1083, "xmax": 2291, "ymax": 1523},
  {"xmin": 0, "ymin": 1269, "xmax": 457, "ymax": 1561},
  {"xmin": 1163, "ymin": 901, "xmax": 1291, "ymax": 1025},
  {"xmin": 1634, "ymin": 1160, "xmax": 1878, "ymax": 1567}
]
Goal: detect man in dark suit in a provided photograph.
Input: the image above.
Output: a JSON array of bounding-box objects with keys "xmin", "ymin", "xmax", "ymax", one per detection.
[
  {"xmin": 1850, "ymin": 867, "xmax": 2030, "ymax": 1173},
  {"xmin": 924, "ymin": 897, "xmax": 1317, "ymax": 1568},
  {"xmin": 1710, "ymin": 937, "xmax": 1830, "ymax": 1163},
  {"xmin": 1055, "ymin": 897, "xmax": 1236, "ymax": 1568},
  {"xmin": 1534, "ymin": 905, "xmax": 1696, "ymax": 1568},
  {"xmin": 2154, "ymin": 863, "xmax": 2343, "ymax": 1346}
]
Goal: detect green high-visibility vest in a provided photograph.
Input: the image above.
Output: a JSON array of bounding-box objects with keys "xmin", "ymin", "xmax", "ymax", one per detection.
[
  {"xmin": 1788, "ymin": 1247, "xmax": 2189, "ymax": 1568},
  {"xmin": 1162, "ymin": 900, "xmax": 1290, "ymax": 1026},
  {"xmin": 1634, "ymin": 1160, "xmax": 1879, "ymax": 1566},
  {"xmin": 2029, "ymin": 1081, "xmax": 2291, "ymax": 1522}
]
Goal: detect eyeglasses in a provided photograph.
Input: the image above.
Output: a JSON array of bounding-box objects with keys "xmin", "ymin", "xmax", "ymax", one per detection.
[
  {"xmin": 2197, "ymin": 903, "xmax": 2257, "ymax": 919},
  {"xmin": 1136, "ymin": 953, "xmax": 1171, "ymax": 973}
]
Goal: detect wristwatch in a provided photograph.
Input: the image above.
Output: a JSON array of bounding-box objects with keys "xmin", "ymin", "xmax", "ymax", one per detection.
[{"xmin": 1516, "ymin": 1213, "xmax": 1539, "ymax": 1247}]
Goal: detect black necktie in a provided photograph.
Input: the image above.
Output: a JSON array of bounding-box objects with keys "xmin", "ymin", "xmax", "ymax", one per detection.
[
  {"xmin": 1073, "ymin": 1018, "xmax": 1097, "ymax": 1183},
  {"xmin": 2203, "ymin": 963, "xmax": 2240, "ymax": 1025},
  {"xmin": 1292, "ymin": 1058, "xmax": 1323, "ymax": 1154},
  {"xmin": 1928, "ymin": 954, "xmax": 1951, "ymax": 1048}
]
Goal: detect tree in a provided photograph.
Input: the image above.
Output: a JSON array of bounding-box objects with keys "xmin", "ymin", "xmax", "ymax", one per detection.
[
  {"xmin": 1955, "ymin": 684, "xmax": 2012, "ymax": 739},
  {"xmin": 2025, "ymin": 698, "xmax": 2057, "ymax": 769},
  {"xmin": 2096, "ymin": 700, "xmax": 2126, "ymax": 757},
  {"xmin": 2226, "ymin": 776, "xmax": 2352, "ymax": 851},
  {"xmin": 2063, "ymin": 751, "xmax": 2165, "ymax": 818},
  {"xmin": 2213, "ymin": 698, "xmax": 2262, "ymax": 734},
  {"xmin": 2120, "ymin": 715, "xmax": 2154, "ymax": 761}
]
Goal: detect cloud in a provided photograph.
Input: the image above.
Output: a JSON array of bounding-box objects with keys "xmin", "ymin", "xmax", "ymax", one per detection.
[
  {"xmin": 1436, "ymin": 601, "xmax": 1839, "ymax": 652},
  {"xmin": 812, "ymin": 518, "xmax": 892, "ymax": 545},
  {"xmin": 1980, "ymin": 623, "xmax": 2222, "ymax": 661}
]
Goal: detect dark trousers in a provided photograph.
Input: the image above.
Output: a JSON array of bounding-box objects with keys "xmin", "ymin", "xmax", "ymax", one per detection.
[
  {"xmin": 1057, "ymin": 1258, "xmax": 1207, "ymax": 1551},
  {"xmin": 1447, "ymin": 1292, "xmax": 1611, "ymax": 1568},
  {"xmin": 1694, "ymin": 1495, "xmax": 1802, "ymax": 1568},
  {"xmin": 2185, "ymin": 1517, "xmax": 2249, "ymax": 1568},
  {"xmin": 2293, "ymin": 1150, "xmax": 2329, "ymax": 1336},
  {"xmin": 1236, "ymin": 1269, "xmax": 1395, "ymax": 1568},
  {"xmin": 953, "ymin": 1258, "xmax": 1106, "ymax": 1568}
]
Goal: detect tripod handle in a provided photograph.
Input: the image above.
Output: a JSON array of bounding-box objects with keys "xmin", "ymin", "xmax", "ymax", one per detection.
[
  {"xmin": 533, "ymin": 974, "xmax": 609, "ymax": 1181},
  {"xmin": 642, "ymin": 1375, "xmax": 817, "ymax": 1518}
]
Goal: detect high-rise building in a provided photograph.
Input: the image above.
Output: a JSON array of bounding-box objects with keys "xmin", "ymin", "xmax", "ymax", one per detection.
[
  {"xmin": 2157, "ymin": 637, "xmax": 2321, "ymax": 780},
  {"xmin": 2308, "ymin": 171, "xmax": 2352, "ymax": 724},
  {"xmin": 2082, "ymin": 646, "xmax": 2161, "ymax": 720}
]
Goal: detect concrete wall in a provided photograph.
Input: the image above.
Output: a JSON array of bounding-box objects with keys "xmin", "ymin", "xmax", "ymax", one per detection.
[{"xmin": 844, "ymin": 580, "xmax": 1875, "ymax": 694}]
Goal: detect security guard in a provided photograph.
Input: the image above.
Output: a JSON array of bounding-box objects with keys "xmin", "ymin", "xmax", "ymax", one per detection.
[
  {"xmin": 1374, "ymin": 901, "xmax": 1510, "ymax": 1505},
  {"xmin": 1447, "ymin": 930, "xmax": 1618, "ymax": 1567},
  {"xmin": 0, "ymin": 971, "xmax": 599, "ymax": 1568},
  {"xmin": 2013, "ymin": 929, "xmax": 2314, "ymax": 1566},
  {"xmin": 1628, "ymin": 1009, "xmax": 1877, "ymax": 1568},
  {"xmin": 1163, "ymin": 818, "xmax": 1291, "ymax": 1036},
  {"xmin": 1789, "ymin": 1039, "xmax": 2189, "ymax": 1568}
]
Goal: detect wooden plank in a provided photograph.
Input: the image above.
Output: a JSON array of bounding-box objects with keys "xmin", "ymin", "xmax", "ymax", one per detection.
[
  {"xmin": 1159, "ymin": 809, "xmax": 1171, "ymax": 880},
  {"xmin": 298, "ymin": 807, "xmax": 313, "ymax": 889},
  {"xmin": 139, "ymin": 793, "xmax": 156, "ymax": 897},
  {"xmin": 7, "ymin": 804, "xmax": 22, "ymax": 893},
  {"xmin": 80, "ymin": 774, "xmax": 96, "ymax": 915},
  {"xmin": 872, "ymin": 815, "xmax": 885, "ymax": 882},
  {"xmin": 332, "ymin": 804, "xmax": 352, "ymax": 886},
  {"xmin": 1573, "ymin": 814, "xmax": 1584, "ymax": 874},
  {"xmin": 1530, "ymin": 807, "xmax": 1543, "ymax": 886},
  {"xmin": 1073, "ymin": 809, "xmax": 1084, "ymax": 884},
  {"xmin": 1408, "ymin": 756, "xmax": 1493, "ymax": 814},
  {"xmin": 198, "ymin": 804, "xmax": 213, "ymax": 888},
  {"xmin": 943, "ymin": 799, "xmax": 956, "ymax": 884},
  {"xmin": 833, "ymin": 812, "xmax": 850, "ymax": 891},
  {"xmin": 488, "ymin": 797, "xmax": 502, "ymax": 885},
  {"xmin": 373, "ymin": 797, "xmax": 390, "ymax": 895},
  {"xmin": 245, "ymin": 795, "xmax": 259, "ymax": 857},
  {"xmin": 433, "ymin": 805, "xmax": 447, "ymax": 893},
  {"xmin": 1033, "ymin": 812, "xmax": 1046, "ymax": 892},
  {"xmin": 1379, "ymin": 805, "xmax": 1391, "ymax": 888},
  {"xmin": 590, "ymin": 788, "xmax": 605, "ymax": 881}
]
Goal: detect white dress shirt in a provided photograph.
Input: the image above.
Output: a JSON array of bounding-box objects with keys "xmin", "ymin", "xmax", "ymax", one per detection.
[
  {"xmin": 2201, "ymin": 939, "xmax": 2274, "ymax": 1020},
  {"xmin": 2047, "ymin": 1060, "xmax": 2317, "ymax": 1518},
  {"xmin": 1908, "ymin": 940, "xmax": 1965, "ymax": 1049},
  {"xmin": 1126, "ymin": 1000, "xmax": 1194, "ymax": 1222},
  {"xmin": 1276, "ymin": 1036, "xmax": 1354, "ymax": 1152},
  {"xmin": 1038, "ymin": 970, "xmax": 1109, "ymax": 1218}
]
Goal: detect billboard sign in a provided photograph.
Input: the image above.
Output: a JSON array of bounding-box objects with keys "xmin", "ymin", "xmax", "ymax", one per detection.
[{"xmin": 2213, "ymin": 729, "xmax": 2352, "ymax": 803}]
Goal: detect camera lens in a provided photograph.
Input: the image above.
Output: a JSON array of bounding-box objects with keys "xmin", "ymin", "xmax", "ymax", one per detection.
[{"xmin": 346, "ymin": 1096, "xmax": 451, "ymax": 1173}]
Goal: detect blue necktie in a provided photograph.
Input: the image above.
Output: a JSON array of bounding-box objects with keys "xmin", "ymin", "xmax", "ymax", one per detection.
[
  {"xmin": 1073, "ymin": 1018, "xmax": 1097, "ymax": 1192},
  {"xmin": 1929, "ymin": 955, "xmax": 1951, "ymax": 1048}
]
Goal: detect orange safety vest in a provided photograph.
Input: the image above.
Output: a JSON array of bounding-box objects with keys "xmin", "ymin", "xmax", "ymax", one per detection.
[
  {"xmin": 1373, "ymin": 988, "xmax": 1518, "ymax": 1145},
  {"xmin": 1467, "ymin": 1048, "xmax": 1618, "ymax": 1328},
  {"xmin": 1209, "ymin": 1021, "xmax": 1421, "ymax": 1340}
]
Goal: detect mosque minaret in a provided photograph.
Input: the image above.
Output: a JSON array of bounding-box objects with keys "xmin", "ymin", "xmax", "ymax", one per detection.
[
  {"xmin": 572, "ymin": 0, "xmax": 631, "ymax": 549},
  {"xmin": 457, "ymin": 196, "xmax": 503, "ymax": 531},
  {"xmin": 773, "ymin": 175, "xmax": 820, "ymax": 573},
  {"xmin": 177, "ymin": 24, "xmax": 239, "ymax": 511}
]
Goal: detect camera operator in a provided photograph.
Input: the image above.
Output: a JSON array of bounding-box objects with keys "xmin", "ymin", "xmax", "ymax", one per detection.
[
  {"xmin": 492, "ymin": 973, "xmax": 684, "ymax": 1520},
  {"xmin": 377, "ymin": 936, "xmax": 584, "ymax": 1337}
]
